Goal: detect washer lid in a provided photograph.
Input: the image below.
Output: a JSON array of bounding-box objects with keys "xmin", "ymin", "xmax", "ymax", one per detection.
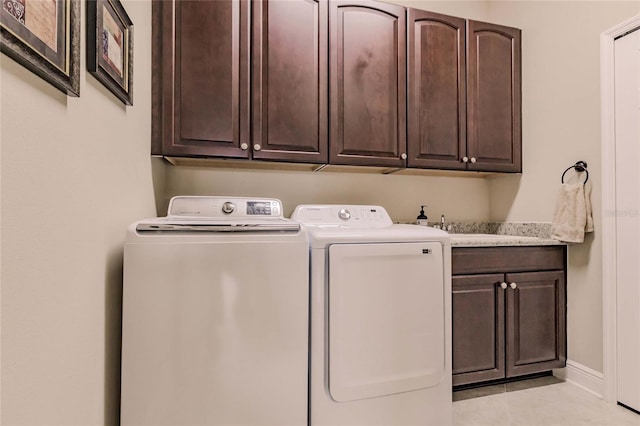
[{"xmin": 135, "ymin": 218, "xmax": 300, "ymax": 233}]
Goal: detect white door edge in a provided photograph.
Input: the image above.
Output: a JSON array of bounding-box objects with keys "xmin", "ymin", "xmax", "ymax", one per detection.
[{"xmin": 600, "ymin": 13, "xmax": 640, "ymax": 405}]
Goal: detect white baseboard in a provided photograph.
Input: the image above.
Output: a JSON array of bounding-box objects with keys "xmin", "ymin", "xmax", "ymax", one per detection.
[{"xmin": 553, "ymin": 360, "xmax": 604, "ymax": 398}]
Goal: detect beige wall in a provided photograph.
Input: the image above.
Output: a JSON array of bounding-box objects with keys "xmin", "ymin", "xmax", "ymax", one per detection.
[
  {"xmin": 488, "ymin": 1, "xmax": 638, "ymax": 375},
  {"xmin": 0, "ymin": 1, "xmax": 160, "ymax": 424},
  {"xmin": 2, "ymin": 1, "xmax": 639, "ymax": 424}
]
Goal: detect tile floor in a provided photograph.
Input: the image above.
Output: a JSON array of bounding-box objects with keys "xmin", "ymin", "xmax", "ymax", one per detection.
[{"xmin": 453, "ymin": 377, "xmax": 640, "ymax": 425}]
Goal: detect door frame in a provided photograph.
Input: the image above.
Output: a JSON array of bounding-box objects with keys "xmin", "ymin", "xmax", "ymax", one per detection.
[{"xmin": 601, "ymin": 14, "xmax": 640, "ymax": 404}]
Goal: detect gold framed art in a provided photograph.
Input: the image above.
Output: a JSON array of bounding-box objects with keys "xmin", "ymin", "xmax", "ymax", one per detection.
[
  {"xmin": 87, "ymin": 0, "xmax": 133, "ymax": 105},
  {"xmin": 1, "ymin": 0, "xmax": 80, "ymax": 96}
]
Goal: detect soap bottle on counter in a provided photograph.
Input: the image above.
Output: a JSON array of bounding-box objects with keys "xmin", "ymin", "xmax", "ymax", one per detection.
[{"xmin": 416, "ymin": 206, "xmax": 428, "ymax": 226}]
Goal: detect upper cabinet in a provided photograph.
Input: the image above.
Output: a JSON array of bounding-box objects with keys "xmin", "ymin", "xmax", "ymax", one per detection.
[
  {"xmin": 252, "ymin": 0, "xmax": 328, "ymax": 163},
  {"xmin": 329, "ymin": 0, "xmax": 406, "ymax": 167},
  {"xmin": 466, "ymin": 20, "xmax": 522, "ymax": 172},
  {"xmin": 152, "ymin": 0, "xmax": 522, "ymax": 173},
  {"xmin": 152, "ymin": 0, "xmax": 327, "ymax": 163},
  {"xmin": 407, "ymin": 10, "xmax": 466, "ymax": 170},
  {"xmin": 152, "ymin": 0, "xmax": 250, "ymax": 158},
  {"xmin": 407, "ymin": 14, "xmax": 522, "ymax": 172}
]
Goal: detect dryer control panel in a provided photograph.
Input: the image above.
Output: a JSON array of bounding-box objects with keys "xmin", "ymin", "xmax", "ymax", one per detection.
[{"xmin": 291, "ymin": 205, "xmax": 393, "ymax": 228}]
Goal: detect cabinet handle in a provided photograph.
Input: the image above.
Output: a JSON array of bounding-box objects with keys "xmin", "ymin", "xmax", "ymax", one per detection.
[
  {"xmin": 401, "ymin": 153, "xmax": 407, "ymax": 160},
  {"xmin": 240, "ymin": 143, "xmax": 249, "ymax": 151},
  {"xmin": 254, "ymin": 144, "xmax": 262, "ymax": 151},
  {"xmin": 510, "ymin": 282, "xmax": 518, "ymax": 289},
  {"xmin": 470, "ymin": 157, "xmax": 477, "ymax": 163},
  {"xmin": 462, "ymin": 156, "xmax": 469, "ymax": 163},
  {"xmin": 500, "ymin": 282, "xmax": 508, "ymax": 289}
]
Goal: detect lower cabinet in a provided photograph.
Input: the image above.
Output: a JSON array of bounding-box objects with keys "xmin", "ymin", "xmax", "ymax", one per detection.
[{"xmin": 452, "ymin": 246, "xmax": 567, "ymax": 387}]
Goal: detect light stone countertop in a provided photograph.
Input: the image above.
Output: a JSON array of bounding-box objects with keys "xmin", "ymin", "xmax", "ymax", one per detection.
[
  {"xmin": 448, "ymin": 233, "xmax": 566, "ymax": 247},
  {"xmin": 401, "ymin": 221, "xmax": 567, "ymax": 247}
]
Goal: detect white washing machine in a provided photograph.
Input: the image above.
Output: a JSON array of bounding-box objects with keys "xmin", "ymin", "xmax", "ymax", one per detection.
[
  {"xmin": 291, "ymin": 204, "xmax": 452, "ymax": 426},
  {"xmin": 121, "ymin": 196, "xmax": 309, "ymax": 426}
]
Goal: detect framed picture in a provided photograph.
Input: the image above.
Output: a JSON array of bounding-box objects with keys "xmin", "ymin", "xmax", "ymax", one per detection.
[
  {"xmin": 1, "ymin": 0, "xmax": 80, "ymax": 96},
  {"xmin": 87, "ymin": 0, "xmax": 133, "ymax": 105}
]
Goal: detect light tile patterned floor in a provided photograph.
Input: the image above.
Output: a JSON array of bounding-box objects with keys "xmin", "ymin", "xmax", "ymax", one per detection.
[{"xmin": 453, "ymin": 378, "xmax": 640, "ymax": 426}]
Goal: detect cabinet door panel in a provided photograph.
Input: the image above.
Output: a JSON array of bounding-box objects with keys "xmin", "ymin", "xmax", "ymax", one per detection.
[
  {"xmin": 330, "ymin": 0, "xmax": 406, "ymax": 167},
  {"xmin": 467, "ymin": 20, "xmax": 521, "ymax": 172},
  {"xmin": 253, "ymin": 0, "xmax": 328, "ymax": 163},
  {"xmin": 407, "ymin": 10, "xmax": 466, "ymax": 170},
  {"xmin": 154, "ymin": 0, "xmax": 250, "ymax": 157},
  {"xmin": 452, "ymin": 274, "xmax": 505, "ymax": 386},
  {"xmin": 505, "ymin": 271, "xmax": 566, "ymax": 377}
]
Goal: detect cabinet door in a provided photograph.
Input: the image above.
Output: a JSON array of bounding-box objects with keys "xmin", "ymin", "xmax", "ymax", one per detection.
[
  {"xmin": 452, "ymin": 274, "xmax": 506, "ymax": 386},
  {"xmin": 407, "ymin": 9, "xmax": 466, "ymax": 170},
  {"xmin": 329, "ymin": 0, "xmax": 406, "ymax": 167},
  {"xmin": 467, "ymin": 20, "xmax": 521, "ymax": 172},
  {"xmin": 252, "ymin": 0, "xmax": 328, "ymax": 163},
  {"xmin": 152, "ymin": 0, "xmax": 250, "ymax": 158},
  {"xmin": 505, "ymin": 271, "xmax": 566, "ymax": 377}
]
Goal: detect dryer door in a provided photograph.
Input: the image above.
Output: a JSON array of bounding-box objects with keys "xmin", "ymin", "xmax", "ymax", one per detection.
[{"xmin": 327, "ymin": 242, "xmax": 446, "ymax": 402}]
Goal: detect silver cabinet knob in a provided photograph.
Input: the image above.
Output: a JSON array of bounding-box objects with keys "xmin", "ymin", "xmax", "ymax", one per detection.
[
  {"xmin": 470, "ymin": 157, "xmax": 477, "ymax": 163},
  {"xmin": 510, "ymin": 282, "xmax": 517, "ymax": 289},
  {"xmin": 462, "ymin": 156, "xmax": 469, "ymax": 163},
  {"xmin": 401, "ymin": 153, "xmax": 407, "ymax": 160},
  {"xmin": 338, "ymin": 208, "xmax": 351, "ymax": 220},
  {"xmin": 240, "ymin": 143, "xmax": 249, "ymax": 150},
  {"xmin": 254, "ymin": 144, "xmax": 262, "ymax": 151},
  {"xmin": 221, "ymin": 202, "xmax": 235, "ymax": 214},
  {"xmin": 500, "ymin": 282, "xmax": 508, "ymax": 289}
]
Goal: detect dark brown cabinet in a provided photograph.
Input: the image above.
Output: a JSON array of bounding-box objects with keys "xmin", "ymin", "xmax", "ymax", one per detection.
[
  {"xmin": 152, "ymin": 0, "xmax": 250, "ymax": 158},
  {"xmin": 252, "ymin": 0, "xmax": 328, "ymax": 163},
  {"xmin": 152, "ymin": 1, "xmax": 522, "ymax": 173},
  {"xmin": 153, "ymin": 0, "xmax": 328, "ymax": 163},
  {"xmin": 407, "ymin": 15, "xmax": 521, "ymax": 172},
  {"xmin": 452, "ymin": 246, "xmax": 566, "ymax": 387},
  {"xmin": 407, "ymin": 10, "xmax": 466, "ymax": 170},
  {"xmin": 466, "ymin": 20, "xmax": 522, "ymax": 172},
  {"xmin": 329, "ymin": 0, "xmax": 406, "ymax": 167}
]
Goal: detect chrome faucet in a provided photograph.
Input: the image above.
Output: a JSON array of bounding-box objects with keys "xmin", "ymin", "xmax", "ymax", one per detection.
[{"xmin": 440, "ymin": 215, "xmax": 446, "ymax": 230}]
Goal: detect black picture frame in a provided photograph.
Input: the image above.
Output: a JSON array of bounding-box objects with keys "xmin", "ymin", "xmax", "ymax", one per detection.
[
  {"xmin": 1, "ymin": 0, "xmax": 80, "ymax": 97},
  {"xmin": 87, "ymin": 0, "xmax": 133, "ymax": 105}
]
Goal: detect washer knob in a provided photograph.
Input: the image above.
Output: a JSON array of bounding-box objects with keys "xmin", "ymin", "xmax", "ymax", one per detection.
[
  {"xmin": 222, "ymin": 202, "xmax": 235, "ymax": 214},
  {"xmin": 338, "ymin": 208, "xmax": 351, "ymax": 220}
]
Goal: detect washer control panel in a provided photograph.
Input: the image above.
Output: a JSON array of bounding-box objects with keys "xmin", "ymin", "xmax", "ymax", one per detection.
[
  {"xmin": 291, "ymin": 205, "xmax": 393, "ymax": 227},
  {"xmin": 167, "ymin": 196, "xmax": 283, "ymax": 219}
]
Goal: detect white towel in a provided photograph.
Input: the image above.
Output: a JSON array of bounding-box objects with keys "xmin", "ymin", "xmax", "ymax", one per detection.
[{"xmin": 550, "ymin": 182, "xmax": 594, "ymax": 243}]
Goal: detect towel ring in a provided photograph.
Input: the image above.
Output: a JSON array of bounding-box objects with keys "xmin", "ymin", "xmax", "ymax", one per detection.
[{"xmin": 561, "ymin": 161, "xmax": 589, "ymax": 184}]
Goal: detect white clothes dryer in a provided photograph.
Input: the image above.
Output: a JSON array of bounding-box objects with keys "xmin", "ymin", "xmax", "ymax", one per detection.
[
  {"xmin": 121, "ymin": 196, "xmax": 309, "ymax": 426},
  {"xmin": 291, "ymin": 204, "xmax": 452, "ymax": 426}
]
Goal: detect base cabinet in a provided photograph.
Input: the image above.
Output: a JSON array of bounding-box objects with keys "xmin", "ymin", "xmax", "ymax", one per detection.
[{"xmin": 452, "ymin": 247, "xmax": 566, "ymax": 387}]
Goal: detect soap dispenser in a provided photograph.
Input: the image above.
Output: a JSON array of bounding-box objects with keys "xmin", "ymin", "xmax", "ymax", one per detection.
[{"xmin": 416, "ymin": 206, "xmax": 428, "ymax": 226}]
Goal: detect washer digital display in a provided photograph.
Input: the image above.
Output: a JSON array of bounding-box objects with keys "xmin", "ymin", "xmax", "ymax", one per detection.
[{"xmin": 247, "ymin": 201, "xmax": 272, "ymax": 215}]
